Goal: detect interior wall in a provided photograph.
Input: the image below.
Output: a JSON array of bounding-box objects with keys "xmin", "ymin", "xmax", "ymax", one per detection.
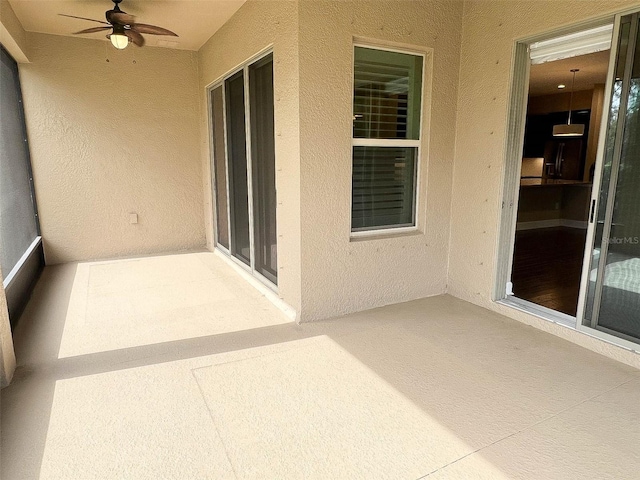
[
  {"xmin": 197, "ymin": 0, "xmax": 301, "ymax": 314},
  {"xmin": 585, "ymin": 83, "xmax": 606, "ymax": 181},
  {"xmin": 526, "ymin": 89, "xmax": 593, "ymax": 115},
  {"xmin": 516, "ymin": 185, "xmax": 591, "ymax": 225},
  {"xmin": 19, "ymin": 33, "xmax": 204, "ymax": 264},
  {"xmin": 448, "ymin": 1, "xmax": 640, "ymax": 343},
  {"xmin": 298, "ymin": 0, "xmax": 463, "ymax": 321}
]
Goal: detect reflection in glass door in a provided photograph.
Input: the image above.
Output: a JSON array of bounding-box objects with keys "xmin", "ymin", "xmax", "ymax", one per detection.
[
  {"xmin": 584, "ymin": 13, "xmax": 640, "ymax": 343},
  {"xmin": 249, "ymin": 55, "xmax": 278, "ymax": 284},
  {"xmin": 210, "ymin": 86, "xmax": 229, "ymax": 250},
  {"xmin": 208, "ymin": 52, "xmax": 277, "ymax": 287},
  {"xmin": 225, "ymin": 71, "xmax": 252, "ymax": 266}
]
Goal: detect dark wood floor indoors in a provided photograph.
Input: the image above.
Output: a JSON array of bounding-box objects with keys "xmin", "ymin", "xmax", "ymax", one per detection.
[{"xmin": 512, "ymin": 227, "xmax": 588, "ymax": 316}]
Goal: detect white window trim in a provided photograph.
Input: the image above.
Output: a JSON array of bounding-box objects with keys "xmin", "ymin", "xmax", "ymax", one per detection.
[
  {"xmin": 350, "ymin": 43, "xmax": 426, "ymax": 238},
  {"xmin": 352, "ymin": 138, "xmax": 420, "ymax": 148},
  {"xmin": 2, "ymin": 236, "xmax": 41, "ymax": 289},
  {"xmin": 350, "ymin": 225, "xmax": 419, "ymax": 239}
]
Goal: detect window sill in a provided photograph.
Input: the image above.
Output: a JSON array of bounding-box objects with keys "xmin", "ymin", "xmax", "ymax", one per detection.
[{"xmin": 350, "ymin": 227, "xmax": 422, "ymax": 242}]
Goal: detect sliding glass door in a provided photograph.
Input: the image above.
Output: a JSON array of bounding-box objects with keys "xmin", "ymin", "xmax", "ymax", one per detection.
[
  {"xmin": 225, "ymin": 71, "xmax": 252, "ymax": 266},
  {"xmin": 209, "ymin": 52, "xmax": 277, "ymax": 287},
  {"xmin": 583, "ymin": 12, "xmax": 640, "ymax": 343},
  {"xmin": 210, "ymin": 86, "xmax": 229, "ymax": 250},
  {"xmin": 1, "ymin": 45, "xmax": 43, "ymax": 324},
  {"xmin": 249, "ymin": 55, "xmax": 277, "ymax": 284}
]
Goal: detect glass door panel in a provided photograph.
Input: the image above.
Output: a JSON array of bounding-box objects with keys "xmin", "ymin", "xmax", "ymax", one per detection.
[
  {"xmin": 249, "ymin": 54, "xmax": 278, "ymax": 284},
  {"xmin": 210, "ymin": 86, "xmax": 230, "ymax": 249},
  {"xmin": 209, "ymin": 52, "xmax": 278, "ymax": 288},
  {"xmin": 225, "ymin": 71, "xmax": 251, "ymax": 266},
  {"xmin": 584, "ymin": 13, "xmax": 640, "ymax": 342},
  {"xmin": 0, "ymin": 47, "xmax": 39, "ymax": 278}
]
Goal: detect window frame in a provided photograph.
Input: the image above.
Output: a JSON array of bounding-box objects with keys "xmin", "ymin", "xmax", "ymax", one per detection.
[{"xmin": 350, "ymin": 42, "xmax": 427, "ymax": 237}]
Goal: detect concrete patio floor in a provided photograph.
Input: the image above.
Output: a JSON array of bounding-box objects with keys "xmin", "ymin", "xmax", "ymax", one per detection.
[{"xmin": 1, "ymin": 251, "xmax": 639, "ymax": 479}]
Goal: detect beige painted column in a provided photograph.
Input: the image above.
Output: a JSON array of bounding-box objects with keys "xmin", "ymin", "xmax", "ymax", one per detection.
[{"xmin": 0, "ymin": 265, "xmax": 16, "ymax": 387}]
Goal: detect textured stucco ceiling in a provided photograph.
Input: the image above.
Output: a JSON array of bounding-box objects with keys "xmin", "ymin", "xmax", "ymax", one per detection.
[
  {"xmin": 529, "ymin": 50, "xmax": 610, "ymax": 97},
  {"xmin": 8, "ymin": 0, "xmax": 246, "ymax": 51}
]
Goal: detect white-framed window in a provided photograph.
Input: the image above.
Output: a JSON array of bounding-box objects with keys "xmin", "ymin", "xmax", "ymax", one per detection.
[{"xmin": 351, "ymin": 44, "xmax": 424, "ymax": 234}]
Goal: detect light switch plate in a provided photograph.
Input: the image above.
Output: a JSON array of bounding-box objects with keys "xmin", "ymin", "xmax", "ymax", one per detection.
[{"xmin": 129, "ymin": 213, "xmax": 138, "ymax": 224}]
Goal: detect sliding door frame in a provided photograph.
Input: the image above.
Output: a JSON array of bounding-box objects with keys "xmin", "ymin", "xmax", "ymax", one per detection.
[
  {"xmin": 575, "ymin": 11, "xmax": 640, "ymax": 352},
  {"xmin": 208, "ymin": 81, "xmax": 231, "ymax": 256},
  {"xmin": 494, "ymin": 17, "xmax": 615, "ymax": 325},
  {"xmin": 1, "ymin": 45, "xmax": 44, "ymax": 325},
  {"xmin": 206, "ymin": 47, "xmax": 277, "ymax": 292},
  {"xmin": 243, "ymin": 63, "xmax": 257, "ymax": 274},
  {"xmin": 495, "ymin": 8, "xmax": 640, "ymax": 352}
]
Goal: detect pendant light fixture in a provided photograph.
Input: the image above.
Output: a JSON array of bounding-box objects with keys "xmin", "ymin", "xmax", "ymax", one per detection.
[{"xmin": 553, "ymin": 69, "xmax": 585, "ymax": 137}]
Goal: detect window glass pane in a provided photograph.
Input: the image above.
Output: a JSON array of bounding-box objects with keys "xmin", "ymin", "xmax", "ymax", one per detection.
[
  {"xmin": 353, "ymin": 47, "xmax": 423, "ymax": 140},
  {"xmin": 225, "ymin": 71, "xmax": 251, "ymax": 266},
  {"xmin": 0, "ymin": 47, "xmax": 38, "ymax": 280},
  {"xmin": 352, "ymin": 146, "xmax": 417, "ymax": 230},
  {"xmin": 249, "ymin": 54, "xmax": 278, "ymax": 284},
  {"xmin": 211, "ymin": 86, "xmax": 229, "ymax": 249}
]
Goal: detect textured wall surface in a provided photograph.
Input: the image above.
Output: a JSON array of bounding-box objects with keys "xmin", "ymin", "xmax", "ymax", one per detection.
[
  {"xmin": 298, "ymin": 0, "xmax": 463, "ymax": 321},
  {"xmin": 448, "ymin": 1, "xmax": 640, "ymax": 362},
  {"xmin": 0, "ymin": 0, "xmax": 28, "ymax": 62},
  {"xmin": 20, "ymin": 33, "xmax": 205, "ymax": 264},
  {"xmin": 198, "ymin": 0, "xmax": 301, "ymax": 313}
]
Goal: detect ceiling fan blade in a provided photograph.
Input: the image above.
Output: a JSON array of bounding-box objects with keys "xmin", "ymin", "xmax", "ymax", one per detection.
[
  {"xmin": 125, "ymin": 29, "xmax": 145, "ymax": 47},
  {"xmin": 130, "ymin": 24, "xmax": 178, "ymax": 37},
  {"xmin": 59, "ymin": 14, "xmax": 110, "ymax": 25},
  {"xmin": 107, "ymin": 11, "xmax": 136, "ymax": 25},
  {"xmin": 73, "ymin": 26, "xmax": 112, "ymax": 35}
]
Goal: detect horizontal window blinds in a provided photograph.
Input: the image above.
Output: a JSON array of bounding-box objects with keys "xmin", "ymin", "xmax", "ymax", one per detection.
[
  {"xmin": 352, "ymin": 146, "xmax": 416, "ymax": 230},
  {"xmin": 353, "ymin": 48, "xmax": 422, "ymax": 140},
  {"xmin": 351, "ymin": 46, "xmax": 423, "ymax": 232}
]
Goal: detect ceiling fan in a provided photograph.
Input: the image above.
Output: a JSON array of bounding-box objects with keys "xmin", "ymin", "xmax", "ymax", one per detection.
[{"xmin": 59, "ymin": 0, "xmax": 178, "ymax": 50}]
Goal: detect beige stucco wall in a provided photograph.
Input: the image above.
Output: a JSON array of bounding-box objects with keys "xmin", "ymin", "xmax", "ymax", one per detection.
[
  {"xmin": 197, "ymin": 0, "xmax": 302, "ymax": 314},
  {"xmin": 448, "ymin": 0, "xmax": 640, "ymax": 365},
  {"xmin": 0, "ymin": 0, "xmax": 28, "ymax": 62},
  {"xmin": 297, "ymin": 0, "xmax": 463, "ymax": 321},
  {"xmin": 19, "ymin": 33, "xmax": 205, "ymax": 264}
]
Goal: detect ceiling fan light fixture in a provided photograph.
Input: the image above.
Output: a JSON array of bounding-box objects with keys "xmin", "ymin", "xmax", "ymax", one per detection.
[
  {"xmin": 109, "ymin": 21, "xmax": 128, "ymax": 49},
  {"xmin": 61, "ymin": 0, "xmax": 178, "ymax": 50},
  {"xmin": 110, "ymin": 32, "xmax": 128, "ymax": 49}
]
